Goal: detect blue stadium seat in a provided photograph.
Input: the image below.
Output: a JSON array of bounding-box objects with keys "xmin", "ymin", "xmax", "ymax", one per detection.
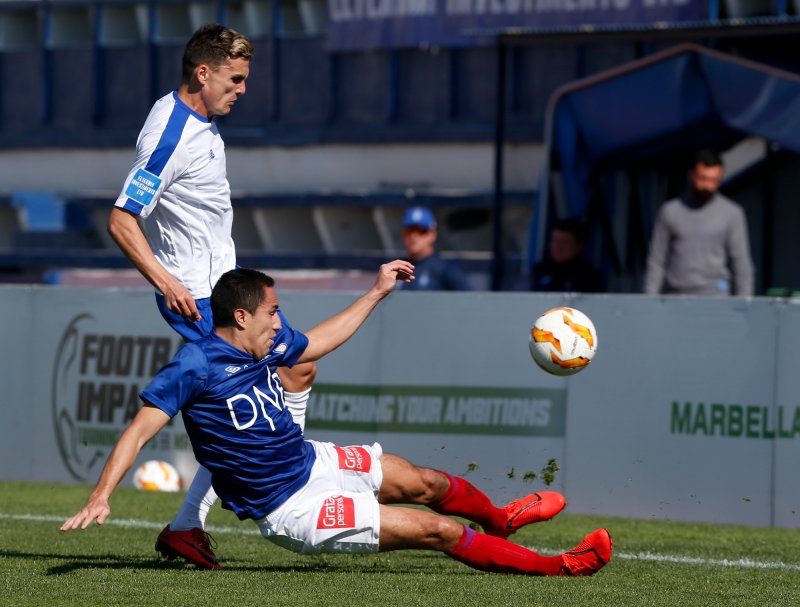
[{"xmin": 12, "ymin": 192, "xmax": 65, "ymax": 231}]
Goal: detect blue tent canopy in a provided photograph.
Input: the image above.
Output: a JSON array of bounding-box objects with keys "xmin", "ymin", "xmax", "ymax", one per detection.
[{"xmin": 529, "ymin": 43, "xmax": 800, "ymax": 279}]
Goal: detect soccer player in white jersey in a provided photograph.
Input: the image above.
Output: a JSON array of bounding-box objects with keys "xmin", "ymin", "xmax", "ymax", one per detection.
[
  {"xmin": 106, "ymin": 23, "xmax": 316, "ymax": 569},
  {"xmin": 62, "ymin": 261, "xmax": 612, "ymax": 577}
]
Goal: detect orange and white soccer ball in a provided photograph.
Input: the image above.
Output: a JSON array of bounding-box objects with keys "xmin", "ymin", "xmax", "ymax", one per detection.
[
  {"xmin": 529, "ymin": 307, "xmax": 597, "ymax": 376},
  {"xmin": 133, "ymin": 460, "xmax": 181, "ymax": 492}
]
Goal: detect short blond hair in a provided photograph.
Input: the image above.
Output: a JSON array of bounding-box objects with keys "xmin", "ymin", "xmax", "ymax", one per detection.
[{"xmin": 181, "ymin": 24, "xmax": 253, "ymax": 83}]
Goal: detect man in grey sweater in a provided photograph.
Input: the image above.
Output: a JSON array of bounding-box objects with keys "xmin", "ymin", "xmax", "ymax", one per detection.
[{"xmin": 644, "ymin": 149, "xmax": 754, "ymax": 296}]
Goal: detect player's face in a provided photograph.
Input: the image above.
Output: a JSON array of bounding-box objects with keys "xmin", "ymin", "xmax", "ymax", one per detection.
[
  {"xmin": 200, "ymin": 57, "xmax": 249, "ymax": 117},
  {"xmin": 402, "ymin": 226, "xmax": 437, "ymax": 261},
  {"xmin": 689, "ymin": 162, "xmax": 723, "ymax": 204},
  {"xmin": 248, "ymin": 286, "xmax": 282, "ymax": 360}
]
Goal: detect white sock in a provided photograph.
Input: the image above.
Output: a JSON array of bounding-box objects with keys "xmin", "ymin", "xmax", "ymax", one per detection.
[
  {"xmin": 170, "ymin": 465, "xmax": 217, "ymax": 530},
  {"xmin": 284, "ymin": 387, "xmax": 312, "ymax": 432}
]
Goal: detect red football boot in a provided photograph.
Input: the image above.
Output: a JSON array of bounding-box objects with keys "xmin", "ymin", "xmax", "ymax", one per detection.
[
  {"xmin": 560, "ymin": 528, "xmax": 613, "ymax": 576},
  {"xmin": 486, "ymin": 491, "xmax": 566, "ymax": 538},
  {"xmin": 155, "ymin": 525, "xmax": 221, "ymax": 570}
]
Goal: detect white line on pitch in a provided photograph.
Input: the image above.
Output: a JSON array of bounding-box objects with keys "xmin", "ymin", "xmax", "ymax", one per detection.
[
  {"xmin": 1, "ymin": 511, "xmax": 260, "ymax": 535},
  {"xmin": 4, "ymin": 512, "xmax": 800, "ymax": 572}
]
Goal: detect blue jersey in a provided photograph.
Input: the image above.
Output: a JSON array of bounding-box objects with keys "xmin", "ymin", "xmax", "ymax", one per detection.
[{"xmin": 141, "ymin": 328, "xmax": 314, "ymax": 520}]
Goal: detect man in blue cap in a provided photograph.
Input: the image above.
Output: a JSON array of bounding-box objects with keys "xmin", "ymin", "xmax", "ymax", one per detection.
[{"xmin": 399, "ymin": 206, "xmax": 471, "ymax": 291}]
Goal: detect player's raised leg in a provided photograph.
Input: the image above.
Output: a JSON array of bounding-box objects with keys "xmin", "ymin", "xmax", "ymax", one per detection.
[
  {"xmin": 377, "ymin": 454, "xmax": 565, "ymax": 536},
  {"xmin": 379, "ymin": 505, "xmax": 612, "ymax": 576}
]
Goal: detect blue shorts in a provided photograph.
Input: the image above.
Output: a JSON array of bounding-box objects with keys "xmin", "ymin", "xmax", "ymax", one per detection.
[
  {"xmin": 155, "ymin": 294, "xmax": 214, "ymax": 342},
  {"xmin": 156, "ymin": 293, "xmax": 298, "ymax": 346}
]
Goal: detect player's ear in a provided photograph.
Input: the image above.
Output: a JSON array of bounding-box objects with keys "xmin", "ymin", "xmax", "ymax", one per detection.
[
  {"xmin": 196, "ymin": 64, "xmax": 210, "ymax": 84},
  {"xmin": 233, "ymin": 307, "xmax": 248, "ymax": 329}
]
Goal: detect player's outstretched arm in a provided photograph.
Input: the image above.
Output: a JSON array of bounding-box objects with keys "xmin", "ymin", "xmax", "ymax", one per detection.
[
  {"xmin": 108, "ymin": 208, "xmax": 201, "ymax": 320},
  {"xmin": 297, "ymin": 260, "xmax": 414, "ymax": 363},
  {"xmin": 60, "ymin": 405, "xmax": 171, "ymax": 532}
]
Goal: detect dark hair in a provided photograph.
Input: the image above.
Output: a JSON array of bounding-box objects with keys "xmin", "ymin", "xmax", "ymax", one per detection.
[
  {"xmin": 694, "ymin": 149, "xmax": 723, "ymax": 168},
  {"xmin": 552, "ymin": 218, "xmax": 587, "ymax": 243},
  {"xmin": 211, "ymin": 268, "xmax": 275, "ymax": 328},
  {"xmin": 181, "ymin": 24, "xmax": 253, "ymax": 83}
]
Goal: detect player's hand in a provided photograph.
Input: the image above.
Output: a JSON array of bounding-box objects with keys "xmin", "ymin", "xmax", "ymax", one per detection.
[
  {"xmin": 163, "ymin": 279, "xmax": 201, "ymax": 321},
  {"xmin": 60, "ymin": 496, "xmax": 111, "ymax": 531},
  {"xmin": 376, "ymin": 259, "xmax": 415, "ymax": 293}
]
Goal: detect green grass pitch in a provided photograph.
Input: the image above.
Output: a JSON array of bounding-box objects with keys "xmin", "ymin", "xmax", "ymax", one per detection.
[{"xmin": 2, "ymin": 480, "xmax": 800, "ymax": 607}]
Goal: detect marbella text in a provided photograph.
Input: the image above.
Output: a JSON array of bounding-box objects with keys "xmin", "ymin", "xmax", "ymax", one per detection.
[{"xmin": 671, "ymin": 401, "xmax": 800, "ymax": 439}]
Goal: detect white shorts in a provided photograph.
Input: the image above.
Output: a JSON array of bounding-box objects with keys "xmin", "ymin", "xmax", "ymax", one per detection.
[{"xmin": 255, "ymin": 441, "xmax": 384, "ymax": 555}]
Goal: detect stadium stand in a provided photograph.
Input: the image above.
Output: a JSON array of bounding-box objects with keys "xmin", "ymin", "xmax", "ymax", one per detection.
[{"xmin": 2, "ymin": 0, "xmax": 800, "ymax": 290}]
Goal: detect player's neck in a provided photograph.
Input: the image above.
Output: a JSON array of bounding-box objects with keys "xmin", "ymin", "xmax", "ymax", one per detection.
[
  {"xmin": 215, "ymin": 326, "xmax": 254, "ymax": 358},
  {"xmin": 177, "ymin": 84, "xmax": 211, "ymax": 118}
]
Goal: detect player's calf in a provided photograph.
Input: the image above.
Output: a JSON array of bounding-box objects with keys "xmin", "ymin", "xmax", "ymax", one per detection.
[{"xmin": 447, "ymin": 525, "xmax": 612, "ymax": 576}]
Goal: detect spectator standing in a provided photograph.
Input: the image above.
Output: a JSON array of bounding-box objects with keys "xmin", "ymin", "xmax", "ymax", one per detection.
[
  {"xmin": 398, "ymin": 206, "xmax": 471, "ymax": 291},
  {"xmin": 644, "ymin": 149, "xmax": 754, "ymax": 296}
]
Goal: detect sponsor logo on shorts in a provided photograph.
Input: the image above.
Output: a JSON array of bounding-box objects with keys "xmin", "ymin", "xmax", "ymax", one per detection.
[
  {"xmin": 317, "ymin": 496, "xmax": 355, "ymax": 529},
  {"xmin": 335, "ymin": 446, "xmax": 372, "ymax": 473}
]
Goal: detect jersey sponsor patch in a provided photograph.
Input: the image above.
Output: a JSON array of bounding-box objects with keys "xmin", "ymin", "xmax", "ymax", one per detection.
[
  {"xmin": 125, "ymin": 168, "xmax": 162, "ymax": 206},
  {"xmin": 335, "ymin": 446, "xmax": 372, "ymax": 473},
  {"xmin": 317, "ymin": 496, "xmax": 355, "ymax": 529}
]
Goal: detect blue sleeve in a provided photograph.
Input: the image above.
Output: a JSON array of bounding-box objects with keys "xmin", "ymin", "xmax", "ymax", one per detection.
[
  {"xmin": 269, "ymin": 311, "xmax": 309, "ymax": 368},
  {"xmin": 140, "ymin": 343, "xmax": 207, "ymax": 417}
]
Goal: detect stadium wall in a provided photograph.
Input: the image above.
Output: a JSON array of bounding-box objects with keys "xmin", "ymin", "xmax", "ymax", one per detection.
[
  {"xmin": 1, "ymin": 285, "xmax": 798, "ymax": 529},
  {"xmin": 0, "ymin": 144, "xmax": 544, "ymax": 195}
]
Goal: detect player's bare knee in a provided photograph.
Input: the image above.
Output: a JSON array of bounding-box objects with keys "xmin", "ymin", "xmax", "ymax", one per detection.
[
  {"xmin": 293, "ymin": 362, "xmax": 316, "ymax": 390},
  {"xmin": 278, "ymin": 362, "xmax": 317, "ymax": 392},
  {"xmin": 424, "ymin": 515, "xmax": 463, "ymax": 551},
  {"xmin": 384, "ymin": 467, "xmax": 443, "ymax": 504},
  {"xmin": 415, "ymin": 467, "xmax": 449, "ymax": 504},
  {"xmin": 299, "ymin": 362, "xmax": 317, "ymax": 387}
]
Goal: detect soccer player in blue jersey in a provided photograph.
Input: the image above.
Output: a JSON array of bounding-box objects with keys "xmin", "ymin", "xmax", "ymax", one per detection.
[
  {"xmin": 61, "ymin": 261, "xmax": 612, "ymax": 577},
  {"xmin": 106, "ymin": 23, "xmax": 315, "ymax": 569}
]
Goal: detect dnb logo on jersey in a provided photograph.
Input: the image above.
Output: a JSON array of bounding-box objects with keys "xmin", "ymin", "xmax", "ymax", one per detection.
[
  {"xmin": 317, "ymin": 496, "xmax": 355, "ymax": 529},
  {"xmin": 335, "ymin": 446, "xmax": 372, "ymax": 473},
  {"xmin": 51, "ymin": 314, "xmax": 182, "ymax": 481}
]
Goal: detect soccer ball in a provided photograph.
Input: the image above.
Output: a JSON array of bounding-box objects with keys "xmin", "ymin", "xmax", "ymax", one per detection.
[
  {"xmin": 133, "ymin": 460, "xmax": 181, "ymax": 492},
  {"xmin": 529, "ymin": 307, "xmax": 597, "ymax": 376}
]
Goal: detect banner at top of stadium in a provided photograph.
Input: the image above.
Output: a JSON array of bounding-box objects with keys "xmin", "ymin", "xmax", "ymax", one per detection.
[{"xmin": 326, "ymin": 0, "xmax": 703, "ymax": 51}]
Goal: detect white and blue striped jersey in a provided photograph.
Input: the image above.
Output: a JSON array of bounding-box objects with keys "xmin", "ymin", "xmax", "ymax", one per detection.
[
  {"xmin": 142, "ymin": 328, "xmax": 314, "ymax": 520},
  {"xmin": 115, "ymin": 91, "xmax": 235, "ymax": 299}
]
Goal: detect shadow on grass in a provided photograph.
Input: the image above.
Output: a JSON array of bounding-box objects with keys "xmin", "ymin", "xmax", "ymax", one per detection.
[{"xmin": 2, "ymin": 549, "xmax": 466, "ymax": 576}]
